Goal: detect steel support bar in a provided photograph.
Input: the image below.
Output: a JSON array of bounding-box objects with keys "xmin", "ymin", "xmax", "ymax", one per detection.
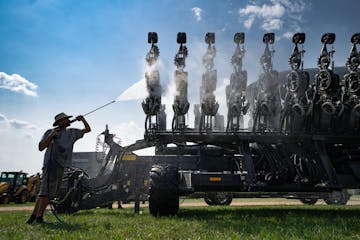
[
  {"xmin": 239, "ymin": 141, "xmax": 255, "ymax": 189},
  {"xmin": 134, "ymin": 164, "xmax": 140, "ymax": 214},
  {"xmin": 314, "ymin": 141, "xmax": 338, "ymax": 187},
  {"xmin": 145, "ymin": 131, "xmax": 360, "ymax": 148}
]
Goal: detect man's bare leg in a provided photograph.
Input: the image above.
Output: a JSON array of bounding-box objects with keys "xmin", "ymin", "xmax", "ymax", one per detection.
[
  {"xmin": 35, "ymin": 196, "xmax": 49, "ymax": 222},
  {"xmin": 31, "ymin": 197, "xmax": 40, "ymax": 215},
  {"xmin": 26, "ymin": 196, "xmax": 44, "ymax": 224}
]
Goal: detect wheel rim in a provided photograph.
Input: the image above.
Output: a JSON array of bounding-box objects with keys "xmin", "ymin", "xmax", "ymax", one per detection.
[
  {"xmin": 300, "ymin": 198, "xmax": 317, "ymax": 205},
  {"xmin": 215, "ymin": 193, "xmax": 230, "ymax": 205},
  {"xmin": 21, "ymin": 192, "xmax": 27, "ymax": 203},
  {"xmin": 325, "ymin": 191, "xmax": 348, "ymax": 205},
  {"xmin": 330, "ymin": 191, "xmax": 342, "ymax": 204}
]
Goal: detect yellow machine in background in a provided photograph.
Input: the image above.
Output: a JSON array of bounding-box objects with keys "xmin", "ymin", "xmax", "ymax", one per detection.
[{"xmin": 0, "ymin": 171, "xmax": 40, "ymax": 204}]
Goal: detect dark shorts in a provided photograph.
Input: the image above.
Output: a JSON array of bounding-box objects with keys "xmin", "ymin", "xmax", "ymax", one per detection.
[{"xmin": 38, "ymin": 161, "xmax": 64, "ymax": 199}]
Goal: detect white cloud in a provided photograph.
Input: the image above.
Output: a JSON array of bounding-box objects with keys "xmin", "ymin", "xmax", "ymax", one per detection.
[
  {"xmin": 0, "ymin": 128, "xmax": 44, "ymax": 174},
  {"xmin": 0, "ymin": 114, "xmax": 7, "ymax": 122},
  {"xmin": 115, "ymin": 121, "xmax": 143, "ymax": 146},
  {"xmin": 283, "ymin": 31, "xmax": 294, "ymax": 39},
  {"xmin": 239, "ymin": 2, "xmax": 285, "ymax": 31},
  {"xmin": 191, "ymin": 7, "xmax": 203, "ymax": 21},
  {"xmin": 0, "ymin": 112, "xmax": 39, "ymax": 131},
  {"xmin": 220, "ymin": 23, "xmax": 228, "ymax": 32},
  {"xmin": 239, "ymin": 3, "xmax": 285, "ymax": 19},
  {"xmin": 0, "ymin": 72, "xmax": 38, "ymax": 97},
  {"xmin": 261, "ymin": 18, "xmax": 283, "ymax": 31},
  {"xmin": 109, "ymin": 120, "xmax": 155, "ymax": 155},
  {"xmin": 238, "ymin": 0, "xmax": 308, "ymax": 34},
  {"xmin": 271, "ymin": 0, "xmax": 306, "ymax": 13},
  {"xmin": 24, "ymin": 133, "xmax": 34, "ymax": 140},
  {"xmin": 9, "ymin": 119, "xmax": 39, "ymax": 130},
  {"xmin": 244, "ymin": 15, "xmax": 255, "ymax": 29}
]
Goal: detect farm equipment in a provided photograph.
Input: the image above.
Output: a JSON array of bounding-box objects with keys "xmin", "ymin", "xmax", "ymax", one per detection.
[
  {"xmin": 54, "ymin": 32, "xmax": 360, "ymax": 215},
  {"xmin": 0, "ymin": 171, "xmax": 40, "ymax": 204}
]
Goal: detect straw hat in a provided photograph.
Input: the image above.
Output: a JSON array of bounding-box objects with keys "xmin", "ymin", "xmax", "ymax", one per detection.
[{"xmin": 53, "ymin": 112, "xmax": 72, "ymax": 126}]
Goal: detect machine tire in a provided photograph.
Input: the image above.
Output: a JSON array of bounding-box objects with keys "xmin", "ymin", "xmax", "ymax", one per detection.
[
  {"xmin": 0, "ymin": 195, "xmax": 10, "ymax": 204},
  {"xmin": 324, "ymin": 190, "xmax": 350, "ymax": 205},
  {"xmin": 99, "ymin": 202, "xmax": 113, "ymax": 209},
  {"xmin": 204, "ymin": 196, "xmax": 216, "ymax": 206},
  {"xmin": 299, "ymin": 198, "xmax": 318, "ymax": 205},
  {"xmin": 16, "ymin": 190, "xmax": 29, "ymax": 204},
  {"xmin": 53, "ymin": 188, "xmax": 81, "ymax": 214},
  {"xmin": 204, "ymin": 192, "xmax": 233, "ymax": 206},
  {"xmin": 149, "ymin": 165, "xmax": 179, "ymax": 217}
]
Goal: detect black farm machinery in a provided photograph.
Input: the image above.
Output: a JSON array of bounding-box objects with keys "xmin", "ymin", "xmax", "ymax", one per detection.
[{"xmin": 54, "ymin": 31, "xmax": 360, "ymax": 216}]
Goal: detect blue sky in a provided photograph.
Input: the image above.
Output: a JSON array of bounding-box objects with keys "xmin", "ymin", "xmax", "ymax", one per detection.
[{"xmin": 0, "ymin": 0, "xmax": 359, "ymax": 174}]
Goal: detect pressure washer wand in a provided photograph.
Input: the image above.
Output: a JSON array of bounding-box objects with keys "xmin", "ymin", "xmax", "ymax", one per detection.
[
  {"xmin": 68, "ymin": 100, "xmax": 116, "ymax": 124},
  {"xmin": 83, "ymin": 100, "xmax": 116, "ymax": 117},
  {"xmin": 54, "ymin": 100, "xmax": 117, "ymax": 130}
]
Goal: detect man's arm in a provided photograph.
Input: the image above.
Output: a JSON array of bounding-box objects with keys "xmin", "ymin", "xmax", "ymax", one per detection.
[
  {"xmin": 38, "ymin": 130, "xmax": 57, "ymax": 151},
  {"xmin": 76, "ymin": 115, "xmax": 91, "ymax": 134}
]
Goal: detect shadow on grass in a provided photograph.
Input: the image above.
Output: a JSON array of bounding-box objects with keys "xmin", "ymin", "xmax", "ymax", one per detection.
[
  {"xmin": 176, "ymin": 206, "xmax": 360, "ymax": 238},
  {"xmin": 42, "ymin": 205, "xmax": 360, "ymax": 238},
  {"xmin": 177, "ymin": 206, "xmax": 360, "ymax": 220},
  {"xmin": 72, "ymin": 208, "xmax": 136, "ymax": 218},
  {"xmin": 36, "ymin": 221, "xmax": 83, "ymax": 232}
]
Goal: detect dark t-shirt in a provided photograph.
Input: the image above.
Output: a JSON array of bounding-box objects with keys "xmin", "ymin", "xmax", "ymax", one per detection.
[{"xmin": 41, "ymin": 128, "xmax": 84, "ymax": 168}]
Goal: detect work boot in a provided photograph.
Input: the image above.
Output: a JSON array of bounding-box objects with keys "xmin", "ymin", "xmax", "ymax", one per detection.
[
  {"xmin": 25, "ymin": 214, "xmax": 36, "ymax": 224},
  {"xmin": 35, "ymin": 216, "xmax": 49, "ymax": 224}
]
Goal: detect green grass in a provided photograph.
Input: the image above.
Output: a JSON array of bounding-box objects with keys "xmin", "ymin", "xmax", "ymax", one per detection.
[{"xmin": 1, "ymin": 205, "xmax": 360, "ymax": 240}]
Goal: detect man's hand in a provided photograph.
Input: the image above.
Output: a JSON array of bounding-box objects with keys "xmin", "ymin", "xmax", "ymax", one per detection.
[
  {"xmin": 39, "ymin": 129, "xmax": 58, "ymax": 151},
  {"xmin": 76, "ymin": 115, "xmax": 85, "ymax": 121},
  {"xmin": 76, "ymin": 115, "xmax": 91, "ymax": 134}
]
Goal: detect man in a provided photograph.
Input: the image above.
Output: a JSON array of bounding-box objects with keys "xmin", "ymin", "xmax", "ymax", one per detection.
[{"xmin": 26, "ymin": 112, "xmax": 91, "ymax": 224}]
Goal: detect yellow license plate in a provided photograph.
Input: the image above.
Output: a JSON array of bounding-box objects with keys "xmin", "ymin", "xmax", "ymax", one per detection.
[
  {"xmin": 122, "ymin": 154, "xmax": 137, "ymax": 161},
  {"xmin": 209, "ymin": 177, "xmax": 222, "ymax": 182}
]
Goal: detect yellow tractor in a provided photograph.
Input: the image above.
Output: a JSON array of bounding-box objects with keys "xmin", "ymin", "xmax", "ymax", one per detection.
[{"xmin": 0, "ymin": 171, "xmax": 40, "ymax": 204}]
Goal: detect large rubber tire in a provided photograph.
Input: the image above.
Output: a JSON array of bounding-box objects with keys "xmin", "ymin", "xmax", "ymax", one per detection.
[
  {"xmin": 16, "ymin": 190, "xmax": 29, "ymax": 204},
  {"xmin": 204, "ymin": 196, "xmax": 216, "ymax": 206},
  {"xmin": 204, "ymin": 192, "xmax": 233, "ymax": 206},
  {"xmin": 149, "ymin": 165, "xmax": 179, "ymax": 217},
  {"xmin": 99, "ymin": 202, "xmax": 113, "ymax": 209},
  {"xmin": 299, "ymin": 198, "xmax": 318, "ymax": 205},
  {"xmin": 324, "ymin": 190, "xmax": 350, "ymax": 205},
  {"xmin": 52, "ymin": 187, "xmax": 81, "ymax": 214},
  {"xmin": 0, "ymin": 195, "xmax": 10, "ymax": 204}
]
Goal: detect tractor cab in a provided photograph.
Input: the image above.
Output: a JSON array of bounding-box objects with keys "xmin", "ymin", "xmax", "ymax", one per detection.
[
  {"xmin": 0, "ymin": 171, "xmax": 30, "ymax": 204},
  {"xmin": 0, "ymin": 172, "xmax": 27, "ymax": 188}
]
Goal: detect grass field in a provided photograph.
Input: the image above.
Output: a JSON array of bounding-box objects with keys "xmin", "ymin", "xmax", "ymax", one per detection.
[{"xmin": 0, "ymin": 204, "xmax": 360, "ymax": 240}]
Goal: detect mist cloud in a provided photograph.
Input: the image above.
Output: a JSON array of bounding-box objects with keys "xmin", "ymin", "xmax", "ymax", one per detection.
[{"xmin": 116, "ymin": 78, "xmax": 147, "ymax": 101}]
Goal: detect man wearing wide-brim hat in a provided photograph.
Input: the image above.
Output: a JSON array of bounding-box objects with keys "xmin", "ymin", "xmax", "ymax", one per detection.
[{"xmin": 26, "ymin": 112, "xmax": 91, "ymax": 224}]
